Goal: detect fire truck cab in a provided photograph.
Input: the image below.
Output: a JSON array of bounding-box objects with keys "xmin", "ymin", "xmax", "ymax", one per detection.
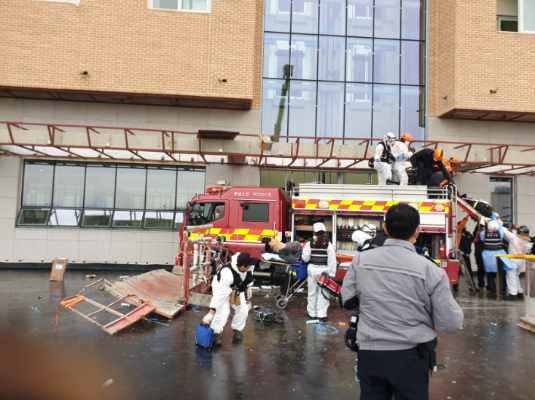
[{"xmin": 185, "ymin": 186, "xmax": 288, "ymax": 257}]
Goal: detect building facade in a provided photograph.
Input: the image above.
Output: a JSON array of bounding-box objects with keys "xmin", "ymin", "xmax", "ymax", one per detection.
[{"xmin": 0, "ymin": 0, "xmax": 534, "ymax": 267}]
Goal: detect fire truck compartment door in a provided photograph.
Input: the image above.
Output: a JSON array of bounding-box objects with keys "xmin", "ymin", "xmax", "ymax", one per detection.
[{"xmin": 419, "ymin": 213, "xmax": 447, "ymax": 230}]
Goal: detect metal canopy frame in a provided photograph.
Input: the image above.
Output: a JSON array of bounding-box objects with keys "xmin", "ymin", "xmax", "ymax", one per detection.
[{"xmin": 1, "ymin": 120, "xmax": 535, "ymax": 175}]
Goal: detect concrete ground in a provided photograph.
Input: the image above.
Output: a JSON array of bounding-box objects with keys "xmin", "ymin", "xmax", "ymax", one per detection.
[{"xmin": 1, "ymin": 270, "xmax": 535, "ymax": 400}]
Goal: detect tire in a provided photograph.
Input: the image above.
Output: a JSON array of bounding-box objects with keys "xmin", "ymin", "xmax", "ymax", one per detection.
[{"xmin": 276, "ymin": 298, "xmax": 288, "ymax": 310}]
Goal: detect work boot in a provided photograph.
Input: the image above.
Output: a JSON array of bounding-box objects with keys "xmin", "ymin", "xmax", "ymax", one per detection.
[
  {"xmin": 318, "ymin": 317, "xmax": 328, "ymax": 323},
  {"xmin": 232, "ymin": 330, "xmax": 244, "ymax": 344},
  {"xmin": 213, "ymin": 333, "xmax": 223, "ymax": 347},
  {"xmin": 517, "ymin": 293, "xmax": 525, "ymax": 300}
]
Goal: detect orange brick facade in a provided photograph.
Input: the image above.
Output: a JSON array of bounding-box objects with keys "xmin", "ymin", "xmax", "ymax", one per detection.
[
  {"xmin": 0, "ymin": 0, "xmax": 263, "ymax": 108},
  {"xmin": 428, "ymin": 0, "xmax": 535, "ymax": 119}
]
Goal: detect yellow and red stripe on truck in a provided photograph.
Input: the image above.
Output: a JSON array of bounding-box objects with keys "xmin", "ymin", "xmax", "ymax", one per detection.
[
  {"xmin": 188, "ymin": 227, "xmax": 277, "ymax": 242},
  {"xmin": 292, "ymin": 199, "xmax": 449, "ymax": 213}
]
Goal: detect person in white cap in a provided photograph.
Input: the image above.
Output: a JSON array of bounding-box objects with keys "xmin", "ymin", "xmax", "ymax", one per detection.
[{"xmin": 301, "ymin": 222, "xmax": 337, "ymax": 321}]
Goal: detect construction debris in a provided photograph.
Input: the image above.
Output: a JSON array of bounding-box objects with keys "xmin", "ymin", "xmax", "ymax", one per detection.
[
  {"xmin": 60, "ymin": 294, "xmax": 155, "ymax": 335},
  {"xmin": 50, "ymin": 258, "xmax": 68, "ymax": 282},
  {"xmin": 105, "ymin": 269, "xmax": 186, "ymax": 319}
]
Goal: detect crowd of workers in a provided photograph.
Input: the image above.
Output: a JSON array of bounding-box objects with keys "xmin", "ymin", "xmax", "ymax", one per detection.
[
  {"xmin": 372, "ymin": 132, "xmax": 453, "ymax": 187},
  {"xmin": 459, "ymin": 218, "xmax": 533, "ymax": 300}
]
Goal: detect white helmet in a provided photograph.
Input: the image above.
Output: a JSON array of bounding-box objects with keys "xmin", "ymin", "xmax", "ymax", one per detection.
[
  {"xmin": 352, "ymin": 230, "xmax": 372, "ymax": 247},
  {"xmin": 487, "ymin": 220, "xmax": 500, "ymax": 232},
  {"xmin": 359, "ymin": 223, "xmax": 377, "ymax": 238},
  {"xmin": 384, "ymin": 132, "xmax": 396, "ymax": 143},
  {"xmin": 313, "ymin": 222, "xmax": 327, "ymax": 233}
]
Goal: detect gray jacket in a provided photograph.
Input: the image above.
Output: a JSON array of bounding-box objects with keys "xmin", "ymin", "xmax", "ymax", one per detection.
[{"xmin": 341, "ymin": 239, "xmax": 464, "ymax": 351}]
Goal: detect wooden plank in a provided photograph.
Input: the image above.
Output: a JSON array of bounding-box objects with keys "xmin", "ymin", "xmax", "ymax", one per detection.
[
  {"xmin": 103, "ymin": 303, "xmax": 156, "ymax": 335},
  {"xmin": 518, "ymin": 317, "xmax": 535, "ymax": 334},
  {"xmin": 50, "ymin": 258, "xmax": 68, "ymax": 282},
  {"xmin": 106, "ymin": 269, "xmax": 185, "ymax": 319}
]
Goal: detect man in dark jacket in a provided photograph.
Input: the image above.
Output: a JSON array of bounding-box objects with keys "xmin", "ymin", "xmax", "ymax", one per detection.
[{"xmin": 410, "ymin": 148, "xmax": 451, "ymax": 186}]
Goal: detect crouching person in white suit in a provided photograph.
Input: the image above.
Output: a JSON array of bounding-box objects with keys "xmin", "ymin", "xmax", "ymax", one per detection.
[{"xmin": 202, "ymin": 252, "xmax": 255, "ymax": 346}]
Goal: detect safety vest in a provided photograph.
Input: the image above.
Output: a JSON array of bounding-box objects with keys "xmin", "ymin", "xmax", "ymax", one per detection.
[
  {"xmin": 217, "ymin": 264, "xmax": 254, "ymax": 293},
  {"xmin": 483, "ymin": 229, "xmax": 503, "ymax": 251},
  {"xmin": 379, "ymin": 141, "xmax": 395, "ymax": 164},
  {"xmin": 310, "ymin": 241, "xmax": 329, "ymax": 266}
]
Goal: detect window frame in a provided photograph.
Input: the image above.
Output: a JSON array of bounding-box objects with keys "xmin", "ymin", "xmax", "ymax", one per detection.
[
  {"xmin": 241, "ymin": 202, "xmax": 270, "ymax": 223},
  {"xmin": 148, "ymin": 0, "xmax": 212, "ymax": 14},
  {"xmin": 17, "ymin": 160, "xmax": 205, "ymax": 231}
]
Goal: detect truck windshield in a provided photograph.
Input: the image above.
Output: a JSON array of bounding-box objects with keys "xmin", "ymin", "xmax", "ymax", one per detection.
[{"xmin": 187, "ymin": 202, "xmax": 224, "ymax": 226}]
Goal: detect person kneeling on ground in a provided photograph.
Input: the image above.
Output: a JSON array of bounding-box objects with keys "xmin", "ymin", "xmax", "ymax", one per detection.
[{"xmin": 202, "ymin": 252, "xmax": 255, "ymax": 345}]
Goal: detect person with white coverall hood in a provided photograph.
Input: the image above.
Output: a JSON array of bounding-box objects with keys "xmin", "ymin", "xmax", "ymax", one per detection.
[
  {"xmin": 503, "ymin": 225, "xmax": 533, "ymax": 299},
  {"xmin": 202, "ymin": 252, "xmax": 255, "ymax": 345},
  {"xmin": 391, "ymin": 132, "xmax": 413, "ymax": 186},
  {"xmin": 302, "ymin": 222, "xmax": 337, "ymax": 321},
  {"xmin": 373, "ymin": 132, "xmax": 396, "ymax": 185}
]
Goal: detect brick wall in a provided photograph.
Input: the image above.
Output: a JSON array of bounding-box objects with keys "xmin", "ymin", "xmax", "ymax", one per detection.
[
  {"xmin": 0, "ymin": 0, "xmax": 262, "ymax": 106},
  {"xmin": 428, "ymin": 0, "xmax": 535, "ymax": 116}
]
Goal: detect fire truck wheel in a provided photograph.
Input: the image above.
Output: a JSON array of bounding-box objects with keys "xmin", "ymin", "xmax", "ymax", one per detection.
[{"xmin": 275, "ymin": 298, "xmax": 288, "ymax": 310}]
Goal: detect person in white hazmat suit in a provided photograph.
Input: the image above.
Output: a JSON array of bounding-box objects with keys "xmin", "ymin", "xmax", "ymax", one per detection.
[
  {"xmin": 302, "ymin": 222, "xmax": 337, "ymax": 321},
  {"xmin": 503, "ymin": 225, "xmax": 533, "ymax": 299},
  {"xmin": 202, "ymin": 252, "xmax": 255, "ymax": 345},
  {"xmin": 391, "ymin": 132, "xmax": 413, "ymax": 186},
  {"xmin": 373, "ymin": 132, "xmax": 396, "ymax": 185}
]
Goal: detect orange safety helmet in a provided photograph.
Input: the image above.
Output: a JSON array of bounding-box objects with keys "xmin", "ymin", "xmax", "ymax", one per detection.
[
  {"xmin": 433, "ymin": 148, "xmax": 444, "ymax": 162},
  {"xmin": 400, "ymin": 132, "xmax": 413, "ymax": 142}
]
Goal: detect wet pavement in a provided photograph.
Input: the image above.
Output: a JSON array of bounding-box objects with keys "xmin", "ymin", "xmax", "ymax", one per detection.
[{"xmin": 1, "ymin": 270, "xmax": 535, "ymax": 399}]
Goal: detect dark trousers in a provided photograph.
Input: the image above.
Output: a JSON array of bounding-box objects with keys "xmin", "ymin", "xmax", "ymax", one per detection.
[
  {"xmin": 358, "ymin": 348, "xmax": 429, "ymax": 400},
  {"xmin": 474, "ymin": 249, "xmax": 486, "ymax": 288}
]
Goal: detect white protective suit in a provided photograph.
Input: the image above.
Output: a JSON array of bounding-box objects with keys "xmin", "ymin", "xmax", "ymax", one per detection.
[
  {"xmin": 503, "ymin": 229, "xmax": 533, "ymax": 296},
  {"xmin": 209, "ymin": 253, "xmax": 253, "ymax": 334},
  {"xmin": 391, "ymin": 140, "xmax": 412, "ymax": 186},
  {"xmin": 374, "ymin": 142, "xmax": 392, "ymax": 185},
  {"xmin": 302, "ymin": 241, "xmax": 337, "ymax": 319}
]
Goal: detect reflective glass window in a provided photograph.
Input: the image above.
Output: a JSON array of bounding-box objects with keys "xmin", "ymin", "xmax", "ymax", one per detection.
[
  {"xmin": 292, "ymin": 0, "xmax": 319, "ymax": 34},
  {"xmin": 144, "ymin": 211, "xmax": 175, "ymax": 230},
  {"xmin": 289, "ymin": 80, "xmax": 317, "ymax": 137},
  {"xmin": 374, "ymin": 39, "xmax": 400, "ymax": 84},
  {"xmin": 81, "ymin": 210, "xmax": 113, "ymax": 228},
  {"xmin": 347, "ymin": 0, "xmax": 373, "ymax": 37},
  {"xmin": 290, "ymin": 35, "xmax": 318, "ymax": 80},
  {"xmin": 263, "ymin": 33, "xmax": 291, "ymax": 79},
  {"xmin": 372, "ymin": 84, "xmax": 399, "ymax": 138},
  {"xmin": 53, "ymin": 164, "xmax": 84, "ymax": 208},
  {"xmin": 22, "ymin": 163, "xmax": 53, "ymax": 207},
  {"xmin": 112, "ymin": 211, "xmax": 144, "ymax": 228},
  {"xmin": 317, "ymin": 82, "xmax": 344, "ymax": 138},
  {"xmin": 345, "ymin": 83, "xmax": 372, "ymax": 138},
  {"xmin": 48, "ymin": 209, "xmax": 81, "ymax": 227},
  {"xmin": 265, "ymin": 0, "xmax": 292, "ymax": 32},
  {"xmin": 401, "ymin": 86, "xmax": 424, "ymax": 141},
  {"xmin": 84, "ymin": 165, "xmax": 115, "ymax": 208},
  {"xmin": 177, "ymin": 170, "xmax": 205, "ymax": 209},
  {"xmin": 347, "ymin": 38, "xmax": 373, "ymax": 82},
  {"xmin": 181, "ymin": 0, "xmax": 209, "ymax": 11},
  {"xmin": 401, "ymin": 41, "xmax": 420, "ymax": 85},
  {"xmin": 320, "ymin": 0, "xmax": 346, "ymax": 35},
  {"xmin": 242, "ymin": 203, "xmax": 270, "ymax": 222},
  {"xmin": 262, "ymin": 78, "xmax": 289, "ymax": 137},
  {"xmin": 17, "ymin": 208, "xmax": 50, "ymax": 226},
  {"xmin": 402, "ymin": 0, "xmax": 421, "ymax": 40},
  {"xmin": 318, "ymin": 36, "xmax": 345, "ymax": 81},
  {"xmin": 375, "ymin": 0, "xmax": 401, "ymax": 38},
  {"xmin": 146, "ymin": 168, "xmax": 176, "ymax": 210},
  {"xmin": 115, "ymin": 167, "xmax": 146, "ymax": 209}
]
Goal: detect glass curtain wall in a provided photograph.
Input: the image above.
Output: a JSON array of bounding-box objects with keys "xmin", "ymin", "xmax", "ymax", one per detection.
[{"xmin": 262, "ymin": 0, "xmax": 425, "ymax": 142}]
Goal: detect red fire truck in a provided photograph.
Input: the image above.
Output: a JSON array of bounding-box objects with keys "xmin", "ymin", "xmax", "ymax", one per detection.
[{"xmin": 183, "ymin": 183, "xmax": 460, "ymax": 284}]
